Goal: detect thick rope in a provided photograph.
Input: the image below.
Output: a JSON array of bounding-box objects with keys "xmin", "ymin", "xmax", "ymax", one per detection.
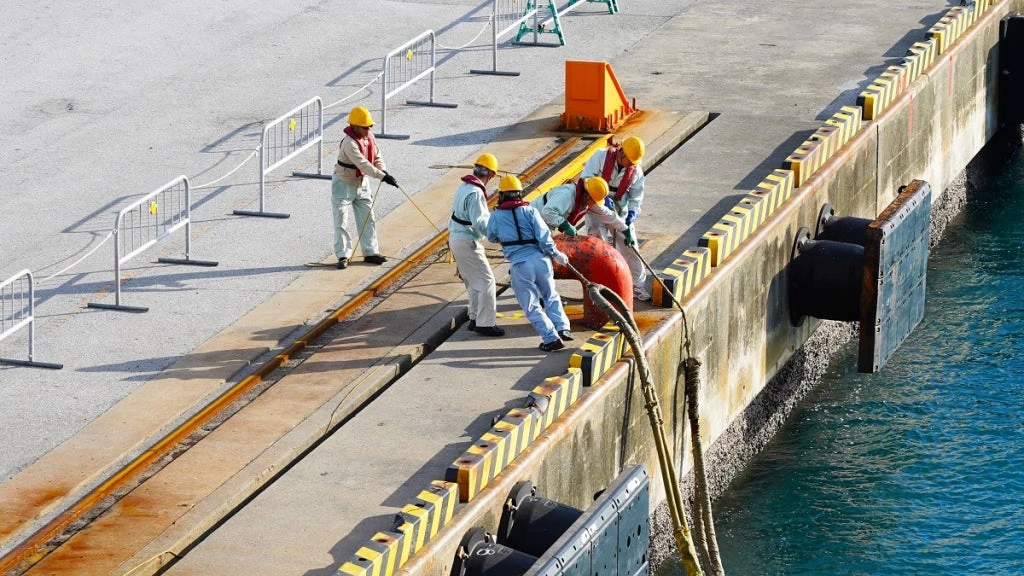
[
  {"xmin": 562, "ymin": 258, "xmax": 704, "ymax": 574},
  {"xmin": 584, "ymin": 282, "xmax": 704, "ymax": 576},
  {"xmin": 628, "ymin": 244, "xmax": 725, "ymax": 574},
  {"xmin": 685, "ymin": 358, "xmax": 725, "ymax": 576}
]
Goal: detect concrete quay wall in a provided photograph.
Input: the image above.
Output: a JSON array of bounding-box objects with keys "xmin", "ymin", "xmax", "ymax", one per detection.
[{"xmin": 398, "ymin": 4, "xmax": 1021, "ymax": 575}]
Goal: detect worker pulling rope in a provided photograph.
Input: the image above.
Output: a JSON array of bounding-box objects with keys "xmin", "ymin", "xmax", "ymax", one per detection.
[{"xmin": 556, "ymin": 258, "xmax": 717, "ymax": 576}]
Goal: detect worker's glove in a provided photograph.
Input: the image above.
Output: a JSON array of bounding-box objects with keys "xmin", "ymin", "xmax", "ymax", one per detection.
[
  {"xmin": 623, "ymin": 229, "xmax": 637, "ymax": 247},
  {"xmin": 603, "ymin": 196, "xmax": 615, "ymax": 211},
  {"xmin": 624, "ymin": 210, "xmax": 637, "ymax": 226},
  {"xmin": 552, "ymin": 251, "xmax": 569, "ymax": 266},
  {"xmin": 557, "ymin": 220, "xmax": 577, "ymax": 236},
  {"xmin": 382, "ymin": 172, "xmax": 399, "ymax": 187}
]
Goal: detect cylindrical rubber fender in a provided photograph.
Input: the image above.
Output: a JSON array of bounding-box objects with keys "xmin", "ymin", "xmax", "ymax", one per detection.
[
  {"xmin": 451, "ymin": 527, "xmax": 537, "ymax": 576},
  {"xmin": 819, "ymin": 215, "xmax": 872, "ymax": 245},
  {"xmin": 790, "ymin": 238, "xmax": 864, "ymax": 324},
  {"xmin": 500, "ymin": 494, "xmax": 583, "ymax": 558}
]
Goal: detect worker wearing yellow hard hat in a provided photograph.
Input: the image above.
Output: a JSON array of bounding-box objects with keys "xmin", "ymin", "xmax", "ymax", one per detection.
[
  {"xmin": 580, "ymin": 135, "xmax": 649, "ymax": 300},
  {"xmin": 330, "ymin": 106, "xmax": 400, "ymax": 269},
  {"xmin": 529, "ymin": 176, "xmax": 627, "ymax": 237},
  {"xmin": 487, "ymin": 175, "xmax": 573, "ymax": 352},
  {"xmin": 448, "ymin": 153, "xmax": 503, "ymax": 337}
]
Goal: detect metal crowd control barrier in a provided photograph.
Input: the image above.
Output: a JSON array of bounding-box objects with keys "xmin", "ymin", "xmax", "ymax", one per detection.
[
  {"xmin": 234, "ymin": 96, "xmax": 327, "ymax": 218},
  {"xmin": 88, "ymin": 176, "xmax": 218, "ymax": 313},
  {"xmin": 516, "ymin": 0, "xmax": 618, "ymax": 46},
  {"xmin": 378, "ymin": 30, "xmax": 457, "ymax": 140},
  {"xmin": 0, "ymin": 270, "xmax": 62, "ymax": 369},
  {"xmin": 470, "ymin": 0, "xmax": 540, "ymax": 76}
]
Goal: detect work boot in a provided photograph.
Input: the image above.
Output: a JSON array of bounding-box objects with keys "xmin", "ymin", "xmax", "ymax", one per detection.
[
  {"xmin": 467, "ymin": 319, "xmax": 476, "ymax": 332},
  {"xmin": 364, "ymin": 254, "xmax": 387, "ymax": 265},
  {"xmin": 558, "ymin": 329, "xmax": 574, "ymax": 341},
  {"xmin": 539, "ymin": 339, "xmax": 565, "ymax": 352},
  {"xmin": 475, "ymin": 325, "xmax": 505, "ymax": 337},
  {"xmin": 336, "ymin": 257, "xmax": 349, "ymax": 269}
]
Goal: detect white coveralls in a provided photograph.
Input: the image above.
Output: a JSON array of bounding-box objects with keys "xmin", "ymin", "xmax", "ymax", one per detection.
[
  {"xmin": 580, "ymin": 148, "xmax": 647, "ymax": 289},
  {"xmin": 486, "ymin": 204, "xmax": 570, "ymax": 345},
  {"xmin": 530, "ymin": 181, "xmax": 627, "ymax": 234},
  {"xmin": 448, "ymin": 178, "xmax": 497, "ymax": 328},
  {"xmin": 331, "ymin": 134, "xmax": 387, "ymax": 260}
]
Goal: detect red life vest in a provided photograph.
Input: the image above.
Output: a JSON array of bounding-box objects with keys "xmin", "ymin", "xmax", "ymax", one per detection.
[
  {"xmin": 451, "ymin": 175, "xmax": 488, "ymax": 226},
  {"xmin": 565, "ymin": 180, "xmax": 591, "ymax": 226},
  {"xmin": 600, "ymin": 146, "xmax": 637, "ymax": 202},
  {"xmin": 341, "ymin": 125, "xmax": 378, "ymax": 178},
  {"xmin": 461, "ymin": 174, "xmax": 487, "ymax": 194}
]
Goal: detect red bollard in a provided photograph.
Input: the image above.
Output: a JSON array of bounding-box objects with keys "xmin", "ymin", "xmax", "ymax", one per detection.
[{"xmin": 553, "ymin": 235, "xmax": 633, "ymax": 329}]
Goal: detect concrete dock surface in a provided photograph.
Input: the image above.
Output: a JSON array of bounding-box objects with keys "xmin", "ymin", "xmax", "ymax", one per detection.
[{"xmin": 0, "ymin": 0, "xmax": 966, "ymax": 574}]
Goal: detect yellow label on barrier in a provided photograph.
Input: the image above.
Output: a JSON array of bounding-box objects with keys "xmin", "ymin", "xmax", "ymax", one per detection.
[
  {"xmin": 149, "ymin": 202, "xmax": 158, "ymax": 215},
  {"xmin": 289, "ymin": 118, "xmax": 296, "ymax": 131},
  {"xmin": 406, "ymin": 49, "xmax": 414, "ymax": 61}
]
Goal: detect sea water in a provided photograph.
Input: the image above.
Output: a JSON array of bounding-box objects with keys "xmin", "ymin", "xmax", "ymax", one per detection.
[{"xmin": 695, "ymin": 151, "xmax": 1024, "ymax": 575}]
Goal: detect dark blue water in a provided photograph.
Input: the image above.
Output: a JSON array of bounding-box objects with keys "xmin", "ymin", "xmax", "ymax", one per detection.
[{"xmin": 710, "ymin": 152, "xmax": 1024, "ymax": 576}]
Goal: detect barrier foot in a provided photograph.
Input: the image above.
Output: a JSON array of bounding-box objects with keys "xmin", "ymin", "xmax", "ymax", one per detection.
[
  {"xmin": 0, "ymin": 358, "xmax": 63, "ymax": 370},
  {"xmin": 469, "ymin": 69, "xmax": 520, "ymax": 77},
  {"xmin": 87, "ymin": 302, "xmax": 149, "ymax": 313},
  {"xmin": 511, "ymin": 41, "xmax": 563, "ymax": 47},
  {"xmin": 405, "ymin": 100, "xmax": 458, "ymax": 109},
  {"xmin": 232, "ymin": 209, "xmax": 290, "ymax": 219},
  {"xmin": 157, "ymin": 258, "xmax": 219, "ymax": 267},
  {"xmin": 376, "ymin": 133, "xmax": 411, "ymax": 141},
  {"xmin": 292, "ymin": 171, "xmax": 332, "ymax": 180}
]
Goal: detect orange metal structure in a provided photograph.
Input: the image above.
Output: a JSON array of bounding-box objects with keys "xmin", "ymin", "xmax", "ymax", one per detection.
[
  {"xmin": 553, "ymin": 235, "xmax": 632, "ymax": 328},
  {"xmin": 560, "ymin": 60, "xmax": 636, "ymax": 133}
]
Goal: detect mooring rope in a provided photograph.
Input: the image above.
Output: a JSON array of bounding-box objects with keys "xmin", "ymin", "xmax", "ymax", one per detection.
[
  {"xmin": 555, "ymin": 260, "xmax": 704, "ymax": 575},
  {"xmin": 629, "ymin": 245, "xmax": 725, "ymax": 576}
]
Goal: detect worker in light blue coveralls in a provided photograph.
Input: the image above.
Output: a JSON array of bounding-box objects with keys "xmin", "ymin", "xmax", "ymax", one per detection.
[
  {"xmin": 448, "ymin": 153, "xmax": 504, "ymax": 337},
  {"xmin": 487, "ymin": 175, "xmax": 574, "ymax": 352},
  {"xmin": 331, "ymin": 106, "xmax": 399, "ymax": 269},
  {"xmin": 530, "ymin": 176, "xmax": 627, "ymax": 237},
  {"xmin": 580, "ymin": 136, "xmax": 648, "ymax": 300}
]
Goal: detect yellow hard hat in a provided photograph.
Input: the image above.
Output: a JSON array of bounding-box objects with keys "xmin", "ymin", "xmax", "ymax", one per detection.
[
  {"xmin": 475, "ymin": 153, "xmax": 499, "ymax": 173},
  {"xmin": 621, "ymin": 136, "xmax": 645, "ymax": 164},
  {"xmin": 348, "ymin": 106, "xmax": 375, "ymax": 128},
  {"xmin": 584, "ymin": 177, "xmax": 610, "ymax": 204},
  {"xmin": 498, "ymin": 174, "xmax": 523, "ymax": 193}
]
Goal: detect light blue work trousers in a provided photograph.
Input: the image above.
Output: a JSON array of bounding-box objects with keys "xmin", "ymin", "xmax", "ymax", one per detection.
[
  {"xmin": 510, "ymin": 257, "xmax": 569, "ymax": 345},
  {"xmin": 331, "ymin": 175, "xmax": 379, "ymax": 259}
]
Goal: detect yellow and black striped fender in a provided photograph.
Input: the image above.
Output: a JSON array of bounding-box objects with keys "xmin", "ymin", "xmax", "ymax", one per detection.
[
  {"xmin": 339, "ymin": 480, "xmax": 458, "ymax": 576},
  {"xmin": 653, "ymin": 247, "xmax": 711, "ymax": 308},
  {"xmin": 569, "ymin": 323, "xmax": 626, "ymax": 387}
]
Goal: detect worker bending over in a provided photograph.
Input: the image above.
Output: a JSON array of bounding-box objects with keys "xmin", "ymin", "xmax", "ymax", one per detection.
[
  {"xmin": 531, "ymin": 176, "xmax": 626, "ymax": 236},
  {"xmin": 449, "ymin": 153, "xmax": 503, "ymax": 337},
  {"xmin": 581, "ymin": 136, "xmax": 648, "ymax": 300},
  {"xmin": 331, "ymin": 106, "xmax": 399, "ymax": 269},
  {"xmin": 486, "ymin": 176, "xmax": 574, "ymax": 352}
]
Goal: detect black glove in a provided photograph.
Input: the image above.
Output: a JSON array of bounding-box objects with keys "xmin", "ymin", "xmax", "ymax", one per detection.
[{"xmin": 382, "ymin": 172, "xmax": 398, "ymax": 187}]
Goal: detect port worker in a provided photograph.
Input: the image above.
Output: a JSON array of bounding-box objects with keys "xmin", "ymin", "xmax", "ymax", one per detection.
[
  {"xmin": 331, "ymin": 106, "xmax": 399, "ymax": 269},
  {"xmin": 448, "ymin": 153, "xmax": 504, "ymax": 337},
  {"xmin": 486, "ymin": 175, "xmax": 574, "ymax": 352},
  {"xmin": 580, "ymin": 136, "xmax": 648, "ymax": 300},
  {"xmin": 530, "ymin": 176, "xmax": 627, "ymax": 237}
]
